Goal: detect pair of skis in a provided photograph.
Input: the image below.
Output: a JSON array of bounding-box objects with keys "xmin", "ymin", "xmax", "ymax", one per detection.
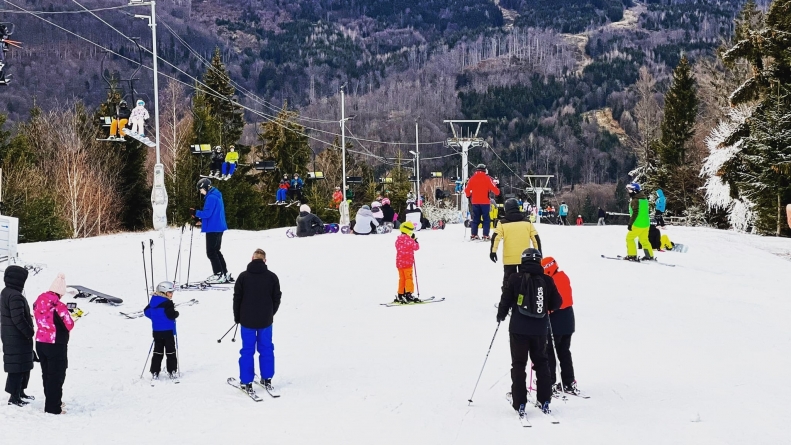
[
  {"xmin": 601, "ymin": 254, "xmax": 676, "ymax": 267},
  {"xmin": 380, "ymin": 296, "xmax": 445, "ymax": 307},
  {"xmin": 120, "ymin": 299, "xmax": 199, "ymax": 319},
  {"xmin": 506, "ymin": 392, "xmax": 559, "ymax": 427},
  {"xmin": 151, "ymin": 373, "xmax": 180, "ymax": 387},
  {"xmin": 227, "ymin": 376, "xmax": 281, "ymax": 402}
]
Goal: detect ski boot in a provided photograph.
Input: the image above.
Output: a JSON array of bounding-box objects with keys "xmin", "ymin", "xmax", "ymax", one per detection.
[
  {"xmin": 225, "ymin": 272, "xmax": 235, "ymax": 283},
  {"xmin": 7, "ymin": 396, "xmax": 28, "ymax": 407},
  {"xmin": 393, "ymin": 293, "xmax": 407, "ymax": 304},
  {"xmin": 404, "ymin": 292, "xmax": 420, "ymax": 303},
  {"xmin": 560, "ymin": 381, "xmax": 581, "ymax": 396},
  {"xmin": 204, "ymin": 273, "xmax": 226, "ymax": 284},
  {"xmin": 261, "ymin": 378, "xmax": 275, "ymax": 393},
  {"xmin": 622, "ymin": 255, "xmax": 639, "ymax": 262},
  {"xmin": 482, "ymin": 235, "xmax": 490, "ymax": 241},
  {"xmin": 470, "ymin": 235, "xmax": 480, "ymax": 241},
  {"xmin": 641, "ymin": 255, "xmax": 656, "ymax": 262},
  {"xmin": 536, "ymin": 400, "xmax": 551, "ymax": 414},
  {"xmin": 240, "ymin": 382, "xmax": 256, "ymax": 397},
  {"xmin": 19, "ymin": 391, "xmax": 34, "ymax": 401}
]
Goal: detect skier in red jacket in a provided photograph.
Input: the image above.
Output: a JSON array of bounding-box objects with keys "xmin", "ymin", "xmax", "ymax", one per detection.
[{"xmin": 464, "ymin": 164, "xmax": 500, "ymax": 240}]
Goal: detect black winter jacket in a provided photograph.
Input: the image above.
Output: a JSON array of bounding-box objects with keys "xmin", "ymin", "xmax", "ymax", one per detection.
[
  {"xmin": 0, "ymin": 266, "xmax": 34, "ymax": 373},
  {"xmin": 497, "ymin": 262, "xmax": 561, "ymax": 336},
  {"xmin": 381, "ymin": 204, "xmax": 395, "ymax": 223},
  {"xmin": 117, "ymin": 104, "xmax": 131, "ymax": 120},
  {"xmin": 296, "ymin": 211, "xmax": 324, "ymax": 237},
  {"xmin": 233, "ymin": 260, "xmax": 282, "ymax": 329}
]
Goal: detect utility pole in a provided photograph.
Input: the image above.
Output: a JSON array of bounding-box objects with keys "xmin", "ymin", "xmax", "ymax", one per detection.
[
  {"xmin": 131, "ymin": 0, "xmax": 167, "ymax": 232},
  {"xmin": 413, "ymin": 121, "xmax": 420, "ymax": 201},
  {"xmin": 341, "ymin": 85, "xmax": 346, "ymax": 201},
  {"xmin": 444, "ymin": 120, "xmax": 486, "ymax": 217}
]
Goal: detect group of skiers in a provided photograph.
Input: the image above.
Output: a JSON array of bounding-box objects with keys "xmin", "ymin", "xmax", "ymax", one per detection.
[
  {"xmin": 208, "ymin": 145, "xmax": 239, "ymax": 181},
  {"xmin": 1, "ymin": 269, "xmax": 77, "ymax": 414},
  {"xmin": 275, "ymin": 174, "xmax": 304, "ymax": 205}
]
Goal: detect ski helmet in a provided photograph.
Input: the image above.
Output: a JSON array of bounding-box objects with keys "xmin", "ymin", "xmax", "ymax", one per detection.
[
  {"xmin": 119, "ymin": 100, "xmax": 127, "ymax": 107},
  {"xmin": 626, "ymin": 182, "xmax": 641, "ymax": 193},
  {"xmin": 137, "ymin": 100, "xmax": 145, "ymax": 107},
  {"xmin": 299, "ymin": 204, "xmax": 311, "ymax": 213},
  {"xmin": 504, "ymin": 198, "xmax": 520, "ymax": 214},
  {"xmin": 196, "ymin": 177, "xmax": 212, "ymax": 192},
  {"xmin": 476, "ymin": 164, "xmax": 487, "ymax": 171},
  {"xmin": 541, "ymin": 256, "xmax": 558, "ymax": 275},
  {"xmin": 156, "ymin": 281, "xmax": 176, "ymax": 293},
  {"xmin": 400, "ymin": 221, "xmax": 415, "ymax": 235},
  {"xmin": 520, "ymin": 248, "xmax": 542, "ymax": 264}
]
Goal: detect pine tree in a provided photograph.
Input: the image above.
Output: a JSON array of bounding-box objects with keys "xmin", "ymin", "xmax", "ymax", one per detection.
[
  {"xmin": 200, "ymin": 48, "xmax": 244, "ymax": 146},
  {"xmin": 658, "ymin": 56, "xmax": 698, "ymax": 167},
  {"xmin": 614, "ymin": 179, "xmax": 628, "ymax": 212}
]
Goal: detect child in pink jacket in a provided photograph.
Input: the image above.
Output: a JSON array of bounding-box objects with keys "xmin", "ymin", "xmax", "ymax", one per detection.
[
  {"xmin": 394, "ymin": 221, "xmax": 420, "ymax": 304},
  {"xmin": 33, "ymin": 273, "xmax": 74, "ymax": 414}
]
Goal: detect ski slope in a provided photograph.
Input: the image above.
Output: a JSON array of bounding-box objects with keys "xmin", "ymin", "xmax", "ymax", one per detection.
[{"xmin": 2, "ymin": 223, "xmax": 790, "ymax": 444}]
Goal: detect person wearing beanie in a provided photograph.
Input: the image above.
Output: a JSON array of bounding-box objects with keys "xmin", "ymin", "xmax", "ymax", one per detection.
[
  {"xmin": 497, "ymin": 248, "xmax": 561, "ymax": 417},
  {"xmin": 371, "ymin": 201, "xmax": 384, "ymax": 225},
  {"xmin": 464, "ymin": 163, "xmax": 500, "ymax": 240},
  {"xmin": 144, "ymin": 281, "xmax": 180, "ymax": 381},
  {"xmin": 0, "ymin": 265, "xmax": 34, "ymax": 407},
  {"xmin": 295, "ymin": 204, "xmax": 324, "ymax": 237},
  {"xmin": 541, "ymin": 257, "xmax": 580, "ymax": 396},
  {"xmin": 394, "ymin": 221, "xmax": 420, "ymax": 303},
  {"xmin": 490, "ymin": 198, "xmax": 542, "ymax": 289},
  {"xmin": 380, "ymin": 198, "xmax": 399, "ymax": 228},
  {"xmin": 33, "ymin": 273, "xmax": 75, "ymax": 414},
  {"xmin": 351, "ymin": 204, "xmax": 379, "ymax": 235}
]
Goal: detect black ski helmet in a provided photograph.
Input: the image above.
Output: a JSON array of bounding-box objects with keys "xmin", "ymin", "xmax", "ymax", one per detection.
[
  {"xmin": 196, "ymin": 177, "xmax": 212, "ymax": 192},
  {"xmin": 119, "ymin": 100, "xmax": 127, "ymax": 107},
  {"xmin": 520, "ymin": 248, "xmax": 542, "ymax": 264},
  {"xmin": 504, "ymin": 198, "xmax": 520, "ymax": 214},
  {"xmin": 476, "ymin": 163, "xmax": 487, "ymax": 171}
]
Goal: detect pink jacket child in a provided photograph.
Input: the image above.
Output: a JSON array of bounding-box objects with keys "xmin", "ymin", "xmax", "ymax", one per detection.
[
  {"xmin": 395, "ymin": 231, "xmax": 420, "ymax": 269},
  {"xmin": 34, "ymin": 277, "xmax": 74, "ymax": 344}
]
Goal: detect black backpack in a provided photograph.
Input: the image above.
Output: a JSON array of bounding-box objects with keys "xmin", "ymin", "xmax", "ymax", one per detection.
[{"xmin": 515, "ymin": 273, "xmax": 548, "ymax": 318}]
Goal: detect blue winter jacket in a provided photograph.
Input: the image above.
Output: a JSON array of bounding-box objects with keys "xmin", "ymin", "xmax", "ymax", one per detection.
[
  {"xmin": 290, "ymin": 177, "xmax": 304, "ymax": 190},
  {"xmin": 144, "ymin": 295, "xmax": 176, "ymax": 333},
  {"xmin": 195, "ymin": 187, "xmax": 228, "ymax": 233},
  {"xmin": 656, "ymin": 189, "xmax": 667, "ymax": 212},
  {"xmin": 559, "ymin": 204, "xmax": 568, "ymax": 216}
]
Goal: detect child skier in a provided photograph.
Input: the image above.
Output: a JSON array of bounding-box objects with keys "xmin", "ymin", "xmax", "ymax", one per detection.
[
  {"xmin": 394, "ymin": 221, "xmax": 420, "ymax": 304},
  {"xmin": 210, "ymin": 146, "xmax": 224, "ymax": 179},
  {"xmin": 541, "ymin": 257, "xmax": 579, "ymax": 396},
  {"xmin": 625, "ymin": 182, "xmax": 653, "ymax": 261},
  {"xmin": 143, "ymin": 281, "xmax": 180, "ymax": 381},
  {"xmin": 276, "ymin": 174, "xmax": 289, "ymax": 204},
  {"xmin": 222, "ymin": 145, "xmax": 239, "ymax": 180},
  {"xmin": 128, "ymin": 100, "xmax": 150, "ymax": 136},
  {"xmin": 331, "ymin": 186, "xmax": 343, "ymax": 208}
]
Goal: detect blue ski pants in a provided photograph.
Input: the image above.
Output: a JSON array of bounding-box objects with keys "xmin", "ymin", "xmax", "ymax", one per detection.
[
  {"xmin": 239, "ymin": 326, "xmax": 274, "ymax": 384},
  {"xmin": 470, "ymin": 204, "xmax": 491, "ymax": 237},
  {"xmin": 222, "ymin": 162, "xmax": 237, "ymax": 176},
  {"xmin": 276, "ymin": 188, "xmax": 288, "ymax": 202}
]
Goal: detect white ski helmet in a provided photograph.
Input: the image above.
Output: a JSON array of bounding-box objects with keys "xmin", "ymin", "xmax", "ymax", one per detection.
[
  {"xmin": 156, "ymin": 281, "xmax": 175, "ymax": 293},
  {"xmin": 137, "ymin": 100, "xmax": 145, "ymax": 107}
]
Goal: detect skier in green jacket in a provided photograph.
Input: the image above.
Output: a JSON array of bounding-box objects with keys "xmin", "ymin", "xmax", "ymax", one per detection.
[{"xmin": 624, "ymin": 182, "xmax": 654, "ymax": 261}]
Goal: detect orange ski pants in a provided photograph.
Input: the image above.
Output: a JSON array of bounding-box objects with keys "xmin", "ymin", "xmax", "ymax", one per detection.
[
  {"xmin": 398, "ymin": 267, "xmax": 414, "ymax": 294},
  {"xmin": 110, "ymin": 118, "xmax": 128, "ymax": 137}
]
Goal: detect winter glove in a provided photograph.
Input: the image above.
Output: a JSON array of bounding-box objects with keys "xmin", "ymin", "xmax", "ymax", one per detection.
[
  {"xmin": 496, "ymin": 310, "xmax": 506, "ymax": 323},
  {"xmin": 490, "ymin": 252, "xmax": 497, "ymax": 263},
  {"xmin": 189, "ymin": 208, "xmax": 196, "ymax": 217},
  {"xmin": 627, "ymin": 224, "xmax": 632, "ymax": 231}
]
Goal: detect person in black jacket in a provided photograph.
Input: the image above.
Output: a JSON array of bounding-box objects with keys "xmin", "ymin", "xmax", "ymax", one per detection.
[
  {"xmin": 210, "ymin": 146, "xmax": 224, "ymax": 179},
  {"xmin": 0, "ymin": 265, "xmax": 34, "ymax": 407},
  {"xmin": 295, "ymin": 204, "xmax": 324, "ymax": 237},
  {"xmin": 233, "ymin": 249, "xmax": 282, "ymax": 396},
  {"xmin": 497, "ymin": 248, "xmax": 561, "ymax": 415}
]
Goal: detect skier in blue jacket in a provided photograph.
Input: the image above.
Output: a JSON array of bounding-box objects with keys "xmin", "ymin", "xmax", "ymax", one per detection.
[
  {"xmin": 558, "ymin": 201, "xmax": 569, "ymax": 226},
  {"xmin": 192, "ymin": 178, "xmax": 230, "ymax": 284},
  {"xmin": 655, "ymin": 189, "xmax": 666, "ymax": 227},
  {"xmin": 144, "ymin": 281, "xmax": 179, "ymax": 381}
]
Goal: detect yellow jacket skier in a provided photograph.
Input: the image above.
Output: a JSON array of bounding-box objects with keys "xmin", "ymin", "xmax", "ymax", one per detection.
[
  {"xmin": 221, "ymin": 145, "xmax": 239, "ymax": 180},
  {"xmin": 625, "ymin": 182, "xmax": 653, "ymax": 261},
  {"xmin": 491, "ymin": 198, "xmax": 542, "ymax": 287}
]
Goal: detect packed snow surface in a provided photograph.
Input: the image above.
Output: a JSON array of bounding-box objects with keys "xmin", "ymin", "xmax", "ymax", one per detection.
[{"xmin": 2, "ymin": 224, "xmax": 790, "ymax": 444}]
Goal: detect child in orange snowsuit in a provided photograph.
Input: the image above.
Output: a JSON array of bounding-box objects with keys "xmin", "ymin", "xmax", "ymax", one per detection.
[{"xmin": 394, "ymin": 221, "xmax": 420, "ymax": 304}]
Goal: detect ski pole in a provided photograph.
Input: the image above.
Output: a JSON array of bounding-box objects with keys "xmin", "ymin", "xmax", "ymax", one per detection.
[
  {"xmin": 217, "ymin": 323, "xmax": 237, "ymax": 343},
  {"xmin": 173, "ymin": 224, "xmax": 185, "ymax": 282},
  {"xmin": 413, "ymin": 260, "xmax": 420, "ymax": 299},
  {"xmin": 185, "ymin": 225, "xmax": 194, "ymax": 287},
  {"xmin": 232, "ymin": 323, "xmax": 239, "ymax": 342},
  {"xmin": 140, "ymin": 340, "xmax": 154, "ymax": 379},
  {"xmin": 149, "ymin": 239, "xmax": 155, "ymax": 291},
  {"xmin": 162, "ymin": 231, "xmax": 169, "ymax": 282},
  {"xmin": 142, "ymin": 241, "xmax": 149, "ymax": 302},
  {"xmin": 175, "ymin": 332, "xmax": 181, "ymax": 377},
  {"xmin": 467, "ymin": 322, "xmax": 500, "ymax": 405}
]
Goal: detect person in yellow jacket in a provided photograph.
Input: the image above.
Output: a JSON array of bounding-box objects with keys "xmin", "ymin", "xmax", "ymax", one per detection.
[
  {"xmin": 222, "ymin": 145, "xmax": 239, "ymax": 180},
  {"xmin": 625, "ymin": 182, "xmax": 653, "ymax": 261},
  {"xmin": 490, "ymin": 198, "xmax": 542, "ymax": 287}
]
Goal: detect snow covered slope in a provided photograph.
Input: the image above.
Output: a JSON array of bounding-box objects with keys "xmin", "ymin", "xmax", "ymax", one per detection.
[{"xmin": 2, "ymin": 224, "xmax": 790, "ymax": 444}]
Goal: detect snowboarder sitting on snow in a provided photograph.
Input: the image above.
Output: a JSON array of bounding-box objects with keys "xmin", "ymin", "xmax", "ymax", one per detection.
[
  {"xmin": 490, "ymin": 198, "xmax": 542, "ymax": 289},
  {"xmin": 540, "ymin": 257, "xmax": 580, "ymax": 396},
  {"xmin": 331, "ymin": 186, "xmax": 343, "ymax": 208},
  {"xmin": 640, "ymin": 224, "xmax": 676, "ymax": 252},
  {"xmin": 1, "ymin": 266, "xmax": 34, "ymax": 408},
  {"xmin": 276, "ymin": 174, "xmax": 290, "ymax": 204},
  {"xmin": 144, "ymin": 281, "xmax": 179, "ymax": 381},
  {"xmin": 210, "ymin": 146, "xmax": 225, "ymax": 179},
  {"xmin": 290, "ymin": 173, "xmax": 304, "ymax": 203},
  {"xmin": 109, "ymin": 100, "xmax": 131, "ymax": 140},
  {"xmin": 625, "ymin": 182, "xmax": 654, "ymax": 261},
  {"xmin": 371, "ymin": 201, "xmax": 385, "ymax": 225},
  {"xmin": 222, "ymin": 145, "xmax": 239, "ymax": 180},
  {"xmin": 296, "ymin": 204, "xmax": 324, "ymax": 237},
  {"xmin": 351, "ymin": 205, "xmax": 379, "ymax": 235},
  {"xmin": 380, "ymin": 198, "xmax": 399, "ymax": 228},
  {"xmin": 394, "ymin": 221, "xmax": 420, "ymax": 304},
  {"xmin": 33, "ymin": 273, "xmax": 74, "ymax": 414},
  {"xmin": 403, "ymin": 199, "xmax": 426, "ymax": 231},
  {"xmin": 497, "ymin": 248, "xmax": 561, "ymax": 416},
  {"xmin": 233, "ymin": 248, "xmax": 282, "ymax": 397},
  {"xmin": 128, "ymin": 99, "xmax": 150, "ymax": 136}
]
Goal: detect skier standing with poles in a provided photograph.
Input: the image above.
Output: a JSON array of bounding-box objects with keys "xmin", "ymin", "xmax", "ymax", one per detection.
[
  {"xmin": 464, "ymin": 164, "xmax": 500, "ymax": 240},
  {"xmin": 191, "ymin": 178, "xmax": 231, "ymax": 283},
  {"xmin": 490, "ymin": 198, "xmax": 542, "ymax": 288},
  {"xmin": 233, "ymin": 249, "xmax": 282, "ymax": 398},
  {"xmin": 143, "ymin": 282, "xmax": 180, "ymax": 382},
  {"xmin": 624, "ymin": 182, "xmax": 654, "ymax": 262},
  {"xmin": 393, "ymin": 221, "xmax": 420, "ymax": 304},
  {"xmin": 497, "ymin": 248, "xmax": 561, "ymax": 418},
  {"xmin": 540, "ymin": 256, "xmax": 580, "ymax": 396}
]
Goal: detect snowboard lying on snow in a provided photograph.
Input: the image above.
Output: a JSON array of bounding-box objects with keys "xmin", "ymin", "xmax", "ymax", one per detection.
[{"xmin": 68, "ymin": 286, "xmax": 124, "ymax": 305}]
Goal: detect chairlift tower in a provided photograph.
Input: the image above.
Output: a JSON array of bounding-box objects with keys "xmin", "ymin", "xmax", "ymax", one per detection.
[
  {"xmin": 444, "ymin": 120, "xmax": 486, "ymax": 217},
  {"xmin": 523, "ymin": 175, "xmax": 553, "ymax": 225},
  {"xmin": 129, "ymin": 0, "xmax": 166, "ymax": 231}
]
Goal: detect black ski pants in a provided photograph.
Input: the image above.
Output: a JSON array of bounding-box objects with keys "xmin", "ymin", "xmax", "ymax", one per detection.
[
  {"xmin": 5, "ymin": 370, "xmax": 29, "ymax": 400},
  {"xmin": 205, "ymin": 232, "xmax": 227, "ymax": 275},
  {"xmin": 150, "ymin": 332, "xmax": 177, "ymax": 375},
  {"xmin": 37, "ymin": 342, "xmax": 67, "ymax": 414},
  {"xmin": 656, "ymin": 211, "xmax": 666, "ymax": 227},
  {"xmin": 547, "ymin": 334, "xmax": 575, "ymax": 388},
  {"xmin": 502, "ymin": 265, "xmax": 519, "ymax": 290},
  {"xmin": 509, "ymin": 333, "xmax": 552, "ymax": 409}
]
